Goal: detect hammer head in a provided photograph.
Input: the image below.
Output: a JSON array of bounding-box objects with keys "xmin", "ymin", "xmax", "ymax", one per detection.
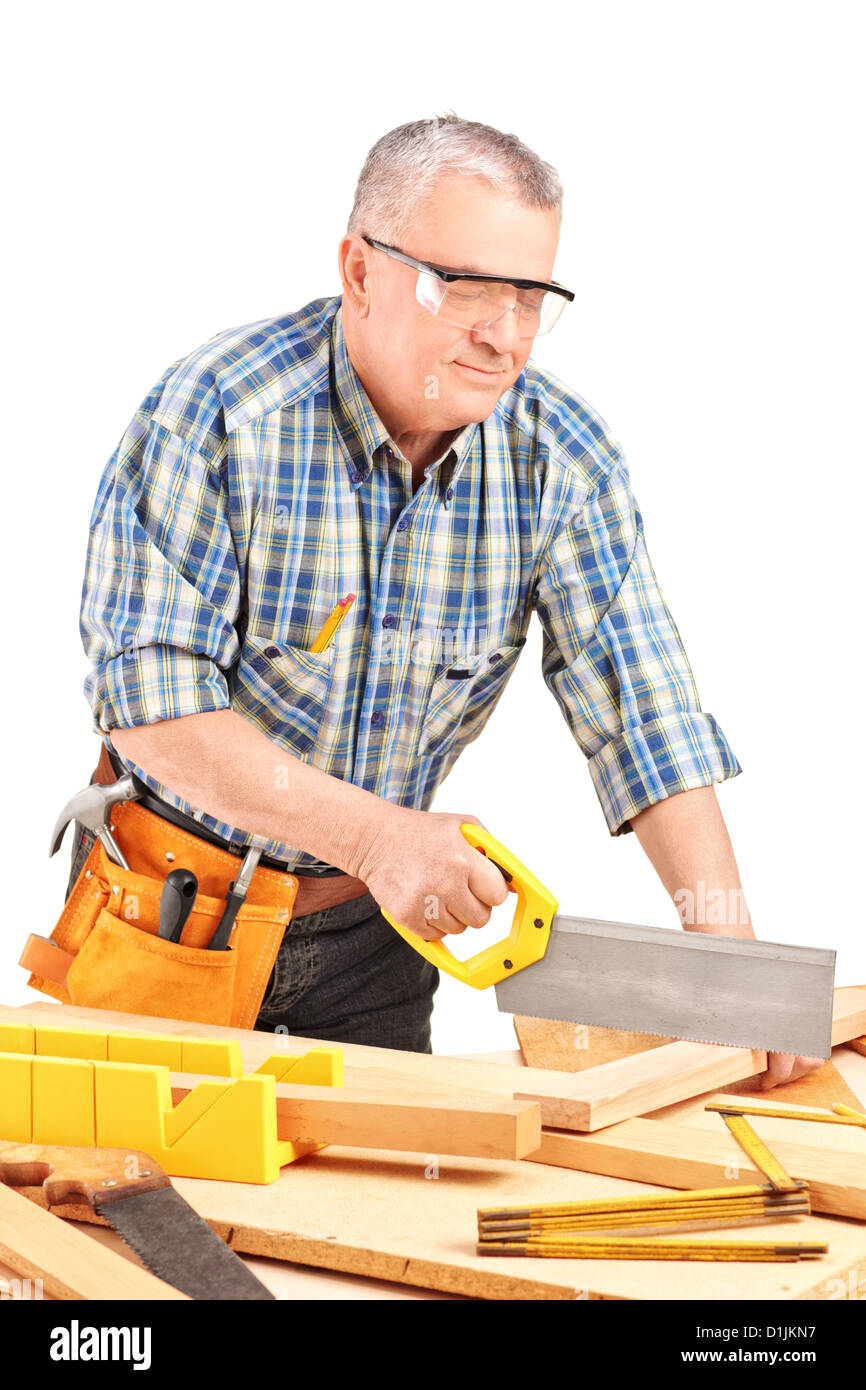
[{"xmin": 50, "ymin": 773, "xmax": 140, "ymax": 857}]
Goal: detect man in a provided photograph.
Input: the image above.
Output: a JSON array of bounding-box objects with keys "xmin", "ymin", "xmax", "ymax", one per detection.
[{"xmin": 75, "ymin": 114, "xmax": 819, "ymax": 1085}]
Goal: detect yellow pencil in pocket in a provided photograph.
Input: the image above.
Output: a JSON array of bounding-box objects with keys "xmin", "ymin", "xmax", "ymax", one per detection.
[{"xmin": 309, "ymin": 593, "xmax": 356, "ymax": 652}]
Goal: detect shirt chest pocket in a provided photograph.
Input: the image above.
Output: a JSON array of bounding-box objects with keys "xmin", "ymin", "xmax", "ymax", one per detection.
[
  {"xmin": 231, "ymin": 633, "xmax": 336, "ymax": 758},
  {"xmin": 422, "ymin": 642, "xmax": 525, "ymax": 759}
]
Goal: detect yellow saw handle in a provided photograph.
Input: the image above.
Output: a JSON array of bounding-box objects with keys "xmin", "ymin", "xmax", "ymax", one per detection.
[{"xmin": 382, "ymin": 824, "xmax": 559, "ymax": 990}]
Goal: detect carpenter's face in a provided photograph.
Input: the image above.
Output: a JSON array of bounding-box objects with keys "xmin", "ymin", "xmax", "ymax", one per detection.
[{"xmin": 350, "ymin": 173, "xmax": 562, "ymax": 430}]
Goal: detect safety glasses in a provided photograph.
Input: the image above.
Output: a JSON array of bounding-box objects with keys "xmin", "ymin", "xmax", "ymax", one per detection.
[{"xmin": 362, "ymin": 236, "xmax": 574, "ymax": 338}]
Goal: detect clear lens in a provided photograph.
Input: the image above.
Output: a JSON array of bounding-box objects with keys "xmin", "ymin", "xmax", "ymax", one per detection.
[{"xmin": 415, "ymin": 271, "xmax": 566, "ymax": 337}]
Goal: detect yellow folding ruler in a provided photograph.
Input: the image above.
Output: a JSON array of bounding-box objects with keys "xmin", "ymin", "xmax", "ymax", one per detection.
[
  {"xmin": 706, "ymin": 1100, "xmax": 866, "ymax": 1128},
  {"xmin": 709, "ymin": 1106, "xmax": 807, "ymax": 1193}
]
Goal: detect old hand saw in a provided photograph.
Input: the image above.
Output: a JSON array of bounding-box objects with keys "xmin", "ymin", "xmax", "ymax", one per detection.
[
  {"xmin": 0, "ymin": 1140, "xmax": 274, "ymax": 1300},
  {"xmin": 382, "ymin": 825, "xmax": 835, "ymax": 1058}
]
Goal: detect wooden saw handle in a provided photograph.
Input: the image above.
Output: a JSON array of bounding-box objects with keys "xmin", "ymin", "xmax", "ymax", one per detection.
[{"xmin": 0, "ymin": 1140, "xmax": 170, "ymax": 1209}]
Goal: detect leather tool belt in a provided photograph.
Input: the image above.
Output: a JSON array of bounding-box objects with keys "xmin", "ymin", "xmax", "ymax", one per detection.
[{"xmin": 20, "ymin": 744, "xmax": 301, "ymax": 1028}]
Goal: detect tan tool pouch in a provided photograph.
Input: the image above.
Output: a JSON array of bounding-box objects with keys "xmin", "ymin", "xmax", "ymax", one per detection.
[{"xmin": 23, "ymin": 798, "xmax": 298, "ymax": 1029}]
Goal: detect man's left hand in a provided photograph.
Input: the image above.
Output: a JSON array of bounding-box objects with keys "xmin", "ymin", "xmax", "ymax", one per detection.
[{"xmin": 760, "ymin": 1053, "xmax": 825, "ymax": 1090}]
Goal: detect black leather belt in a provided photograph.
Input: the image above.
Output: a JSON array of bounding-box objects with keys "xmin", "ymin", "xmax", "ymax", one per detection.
[{"xmin": 102, "ymin": 741, "xmax": 344, "ymax": 877}]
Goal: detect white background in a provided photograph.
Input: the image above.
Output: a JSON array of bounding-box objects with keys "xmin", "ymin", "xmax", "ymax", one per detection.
[{"xmin": 3, "ymin": 1, "xmax": 863, "ymax": 1056}]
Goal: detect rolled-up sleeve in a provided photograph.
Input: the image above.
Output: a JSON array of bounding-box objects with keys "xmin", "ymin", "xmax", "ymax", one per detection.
[
  {"xmin": 81, "ymin": 407, "xmax": 242, "ymax": 734},
  {"xmin": 534, "ymin": 450, "xmax": 742, "ymax": 835}
]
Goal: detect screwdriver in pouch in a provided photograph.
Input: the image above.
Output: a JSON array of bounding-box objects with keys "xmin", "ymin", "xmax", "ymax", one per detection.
[
  {"xmin": 208, "ymin": 846, "xmax": 262, "ymax": 951},
  {"xmin": 157, "ymin": 869, "xmax": 199, "ymax": 943}
]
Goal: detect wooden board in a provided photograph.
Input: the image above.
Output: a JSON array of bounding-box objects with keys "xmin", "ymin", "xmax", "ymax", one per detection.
[
  {"xmin": 648, "ymin": 1070, "xmax": 865, "ymax": 1128},
  {"xmin": 8, "ymin": 1001, "xmax": 865, "ymax": 1301},
  {"xmin": 169, "ymin": 1073, "xmax": 541, "ymax": 1159},
  {"xmin": 0, "ymin": 1181, "xmax": 186, "ymax": 1300},
  {"xmin": 530, "ymin": 1116, "xmax": 866, "ymax": 1219},
  {"xmin": 513, "ymin": 1040, "xmax": 767, "ymax": 1130},
  {"xmin": 654, "ymin": 1091, "xmax": 866, "ymax": 1155},
  {"xmin": 35, "ymin": 1144, "xmax": 866, "ymax": 1302},
  {"xmin": 509, "ymin": 988, "xmax": 866, "ymax": 1130},
  {"xmin": 8, "ymin": 989, "xmax": 866, "ymax": 1133}
]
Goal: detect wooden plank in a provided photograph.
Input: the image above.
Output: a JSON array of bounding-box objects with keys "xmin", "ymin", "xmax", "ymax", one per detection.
[
  {"xmin": 645, "ymin": 1063, "xmax": 865, "ymax": 1128},
  {"xmin": 656, "ymin": 1091, "xmax": 866, "ymax": 1155},
  {"xmin": 515, "ymin": 1042, "xmax": 766, "ymax": 1130},
  {"xmin": 169, "ymin": 1073, "xmax": 541, "ymax": 1159},
  {"xmin": 39, "ymin": 1145, "xmax": 866, "ymax": 1301},
  {"xmin": 512, "ymin": 988, "xmax": 866, "ymax": 1130},
  {"xmin": 514, "ymin": 1016, "xmax": 864, "ymax": 1112},
  {"xmin": 529, "ymin": 1118, "xmax": 866, "ymax": 1219},
  {"xmin": 9, "ymin": 988, "xmax": 866, "ymax": 1133},
  {"xmin": 0, "ymin": 1181, "xmax": 186, "ymax": 1300}
]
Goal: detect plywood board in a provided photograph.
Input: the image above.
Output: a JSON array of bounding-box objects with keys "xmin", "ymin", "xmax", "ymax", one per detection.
[
  {"xmin": 37, "ymin": 1145, "xmax": 866, "ymax": 1302},
  {"xmin": 515, "ymin": 1017, "xmax": 671, "ymax": 1071}
]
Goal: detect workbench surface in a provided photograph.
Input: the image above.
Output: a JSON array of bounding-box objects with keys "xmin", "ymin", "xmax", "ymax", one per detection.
[{"xmin": 2, "ymin": 1041, "xmax": 863, "ymax": 1301}]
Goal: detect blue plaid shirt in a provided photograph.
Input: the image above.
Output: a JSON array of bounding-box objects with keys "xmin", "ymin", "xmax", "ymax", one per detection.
[{"xmin": 80, "ymin": 295, "xmax": 741, "ymax": 869}]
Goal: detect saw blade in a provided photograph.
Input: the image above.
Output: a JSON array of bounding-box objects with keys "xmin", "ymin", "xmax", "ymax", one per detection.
[
  {"xmin": 494, "ymin": 915, "xmax": 835, "ymax": 1057},
  {"xmin": 97, "ymin": 1186, "xmax": 274, "ymax": 1300}
]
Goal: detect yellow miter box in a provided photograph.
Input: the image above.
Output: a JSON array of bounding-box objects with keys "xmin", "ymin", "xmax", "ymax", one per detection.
[{"xmin": 0, "ymin": 1021, "xmax": 343, "ymax": 1184}]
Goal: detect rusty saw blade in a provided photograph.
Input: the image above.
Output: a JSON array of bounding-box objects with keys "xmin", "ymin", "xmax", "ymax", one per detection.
[{"xmin": 0, "ymin": 1141, "xmax": 274, "ymax": 1300}]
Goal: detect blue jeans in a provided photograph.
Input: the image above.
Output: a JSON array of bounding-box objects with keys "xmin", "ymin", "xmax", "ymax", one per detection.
[{"xmin": 255, "ymin": 891, "xmax": 439, "ymax": 1053}]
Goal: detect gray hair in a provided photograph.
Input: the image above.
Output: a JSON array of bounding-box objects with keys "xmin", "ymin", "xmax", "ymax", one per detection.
[{"xmin": 347, "ymin": 113, "xmax": 563, "ymax": 243}]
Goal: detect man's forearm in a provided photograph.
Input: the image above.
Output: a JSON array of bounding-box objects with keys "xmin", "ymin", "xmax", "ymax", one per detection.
[
  {"xmin": 110, "ymin": 709, "xmax": 510, "ymax": 939},
  {"xmin": 629, "ymin": 785, "xmax": 754, "ymax": 938},
  {"xmin": 110, "ymin": 709, "xmax": 385, "ymax": 875}
]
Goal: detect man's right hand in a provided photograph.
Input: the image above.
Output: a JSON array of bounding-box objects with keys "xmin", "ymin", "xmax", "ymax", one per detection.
[{"xmin": 355, "ymin": 804, "xmax": 511, "ymax": 941}]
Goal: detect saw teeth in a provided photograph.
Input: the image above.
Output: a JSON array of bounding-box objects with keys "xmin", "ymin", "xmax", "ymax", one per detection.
[
  {"xmin": 94, "ymin": 1209, "xmax": 169, "ymax": 1278},
  {"xmin": 521, "ymin": 1012, "xmax": 773, "ymax": 1053},
  {"xmin": 96, "ymin": 1217, "xmax": 194, "ymax": 1295}
]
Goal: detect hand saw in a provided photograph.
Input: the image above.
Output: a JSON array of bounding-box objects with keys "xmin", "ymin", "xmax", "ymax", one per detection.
[
  {"xmin": 0, "ymin": 1140, "xmax": 274, "ymax": 1300},
  {"xmin": 382, "ymin": 825, "xmax": 835, "ymax": 1058}
]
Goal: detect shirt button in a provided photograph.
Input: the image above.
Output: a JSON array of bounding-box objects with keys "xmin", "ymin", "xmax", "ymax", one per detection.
[
  {"xmin": 396, "ymin": 516, "xmax": 410, "ymax": 531},
  {"xmin": 381, "ymin": 614, "xmax": 396, "ymax": 629},
  {"xmin": 489, "ymin": 651, "xmax": 501, "ymax": 663},
  {"xmin": 446, "ymin": 487, "xmax": 454, "ymax": 500},
  {"xmin": 351, "ymin": 468, "xmax": 364, "ymax": 483},
  {"xmin": 370, "ymin": 710, "xmax": 384, "ymax": 727},
  {"xmin": 264, "ymin": 645, "xmax": 281, "ymax": 658}
]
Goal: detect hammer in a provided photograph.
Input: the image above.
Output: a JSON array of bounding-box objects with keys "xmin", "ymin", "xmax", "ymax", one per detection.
[{"xmin": 50, "ymin": 773, "xmax": 141, "ymax": 870}]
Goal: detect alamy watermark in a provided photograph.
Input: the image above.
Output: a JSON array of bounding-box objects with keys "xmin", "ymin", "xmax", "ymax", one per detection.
[
  {"xmin": 373, "ymin": 625, "xmax": 492, "ymax": 669},
  {"xmin": 673, "ymin": 881, "xmax": 750, "ymax": 928}
]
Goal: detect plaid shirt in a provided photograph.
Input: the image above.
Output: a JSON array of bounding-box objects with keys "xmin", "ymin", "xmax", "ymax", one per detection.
[{"xmin": 80, "ymin": 295, "xmax": 741, "ymax": 869}]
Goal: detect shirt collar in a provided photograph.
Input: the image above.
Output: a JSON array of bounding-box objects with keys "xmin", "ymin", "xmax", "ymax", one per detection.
[
  {"xmin": 330, "ymin": 303, "xmax": 479, "ymax": 507},
  {"xmin": 331, "ymin": 304, "xmax": 391, "ymax": 482}
]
